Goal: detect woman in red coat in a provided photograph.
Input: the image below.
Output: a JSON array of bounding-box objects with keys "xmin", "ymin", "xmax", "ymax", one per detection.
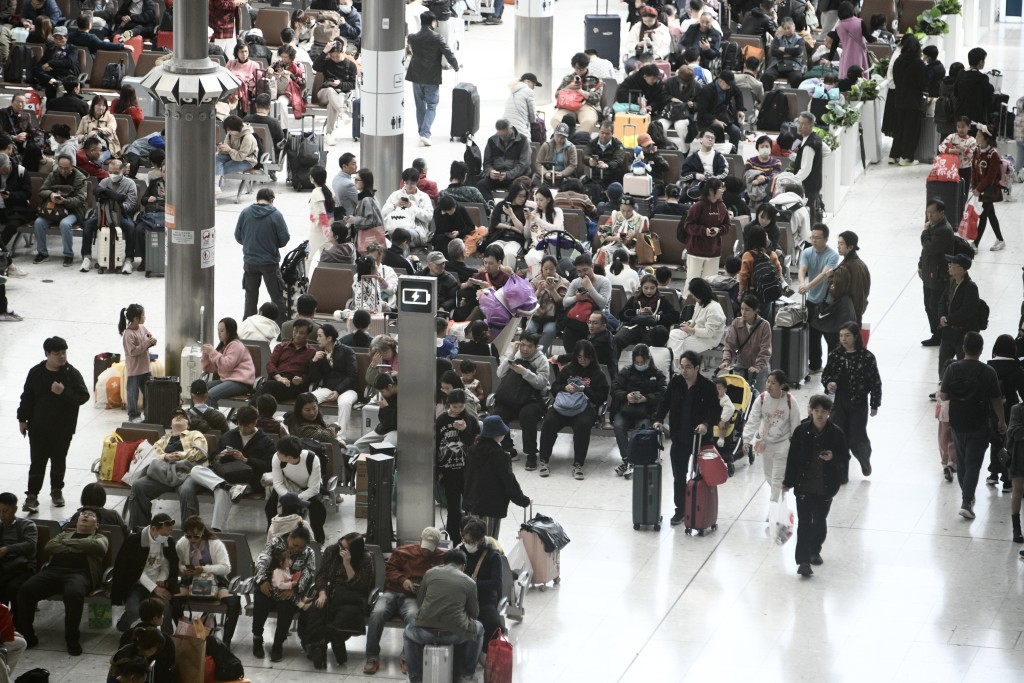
[
  {"xmin": 681, "ymin": 177, "xmax": 730, "ymax": 296},
  {"xmin": 971, "ymin": 126, "xmax": 1004, "ymax": 251}
]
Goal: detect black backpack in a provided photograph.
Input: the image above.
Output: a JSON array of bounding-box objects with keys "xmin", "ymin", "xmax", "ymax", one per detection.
[
  {"xmin": 205, "ymin": 635, "xmax": 243, "ymax": 681},
  {"xmin": 280, "ymin": 240, "xmax": 309, "ymax": 287},
  {"xmin": 750, "ymin": 250, "xmax": 782, "ymax": 303},
  {"xmin": 951, "ymin": 234, "xmax": 974, "ymax": 257},
  {"xmin": 4, "ymin": 45, "xmax": 34, "ymax": 83},
  {"xmin": 934, "ymin": 95, "xmax": 955, "ymax": 124},
  {"xmin": 15, "ymin": 670, "xmax": 49, "ymax": 683},
  {"xmin": 975, "ymin": 298, "xmax": 990, "ymax": 331},
  {"xmin": 464, "ymin": 138, "xmax": 482, "ymax": 177},
  {"xmin": 100, "ymin": 61, "xmax": 125, "ymax": 90},
  {"xmin": 758, "ymin": 90, "xmax": 791, "ymax": 132},
  {"xmin": 720, "ymin": 41, "xmax": 741, "ymax": 72},
  {"xmin": 300, "ymin": 438, "xmax": 329, "ymax": 493}
]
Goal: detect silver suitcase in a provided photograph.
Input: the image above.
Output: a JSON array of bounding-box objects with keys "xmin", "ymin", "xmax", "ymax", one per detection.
[
  {"xmin": 423, "ymin": 644, "xmax": 454, "ymax": 683},
  {"xmin": 359, "ymin": 403, "xmax": 379, "ymax": 436},
  {"xmin": 179, "ymin": 305, "xmax": 205, "ymax": 400}
]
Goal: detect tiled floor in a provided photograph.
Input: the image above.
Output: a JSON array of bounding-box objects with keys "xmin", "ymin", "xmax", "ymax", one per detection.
[{"xmin": 2, "ymin": 5, "xmax": 1024, "ymax": 682}]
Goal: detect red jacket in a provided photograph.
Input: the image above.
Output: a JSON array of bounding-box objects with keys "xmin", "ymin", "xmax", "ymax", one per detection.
[
  {"xmin": 417, "ymin": 174, "xmax": 438, "ymax": 205},
  {"xmin": 0, "ymin": 603, "xmax": 15, "ymax": 642},
  {"xmin": 208, "ymin": 0, "xmax": 236, "ymax": 39},
  {"xmin": 266, "ymin": 340, "xmax": 316, "ymax": 377},
  {"xmin": 76, "ymin": 150, "xmax": 109, "ymax": 180},
  {"xmin": 971, "ymin": 146, "xmax": 1002, "ymax": 202},
  {"xmin": 383, "ymin": 543, "xmax": 443, "ymax": 594},
  {"xmin": 683, "ymin": 199, "xmax": 731, "ymax": 258}
]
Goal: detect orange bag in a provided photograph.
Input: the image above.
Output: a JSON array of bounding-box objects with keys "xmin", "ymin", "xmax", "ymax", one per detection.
[
  {"xmin": 105, "ymin": 375, "xmax": 123, "ymax": 409},
  {"xmin": 464, "ymin": 226, "xmax": 489, "ymax": 257}
]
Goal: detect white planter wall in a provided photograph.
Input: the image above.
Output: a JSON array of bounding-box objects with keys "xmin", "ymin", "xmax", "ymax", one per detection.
[
  {"xmin": 840, "ymin": 124, "xmax": 863, "ymax": 185},
  {"xmin": 943, "ymin": 14, "xmax": 963, "ymax": 63},
  {"xmin": 822, "ymin": 149, "xmax": 842, "ymax": 214},
  {"xmin": 861, "ymin": 97, "xmax": 883, "ymax": 165}
]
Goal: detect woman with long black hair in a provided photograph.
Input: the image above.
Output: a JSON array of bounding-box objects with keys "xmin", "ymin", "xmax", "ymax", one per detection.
[
  {"xmin": 822, "ymin": 321, "xmax": 882, "ymax": 482},
  {"xmin": 201, "ymin": 317, "xmax": 256, "ymax": 407},
  {"xmin": 305, "ymin": 532, "xmax": 374, "ymax": 669},
  {"xmin": 971, "ymin": 126, "xmax": 1005, "ymax": 251},
  {"xmin": 889, "ymin": 34, "xmax": 929, "ymax": 166}
]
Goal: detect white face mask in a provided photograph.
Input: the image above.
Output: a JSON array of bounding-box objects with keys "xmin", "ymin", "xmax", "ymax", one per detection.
[
  {"xmin": 757, "ymin": 148, "xmax": 771, "ymax": 160},
  {"xmin": 109, "ymin": 173, "xmax": 122, "ymax": 183},
  {"xmin": 463, "ymin": 542, "xmax": 479, "ymax": 554},
  {"xmin": 339, "ymin": 4, "xmax": 351, "ymax": 12},
  {"xmin": 153, "ymin": 533, "xmax": 168, "ymax": 545}
]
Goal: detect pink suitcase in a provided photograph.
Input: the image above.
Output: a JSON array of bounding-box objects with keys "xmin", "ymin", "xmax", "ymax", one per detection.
[{"xmin": 517, "ymin": 528, "xmax": 560, "ymax": 590}]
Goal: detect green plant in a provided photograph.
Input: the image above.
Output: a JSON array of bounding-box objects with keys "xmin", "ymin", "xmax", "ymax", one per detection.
[
  {"xmin": 871, "ymin": 57, "xmax": 889, "ymax": 78},
  {"xmin": 813, "ymin": 126, "xmax": 839, "ymax": 151},
  {"xmin": 821, "ymin": 102, "xmax": 861, "ymax": 129},
  {"xmin": 846, "ymin": 78, "xmax": 880, "ymax": 102},
  {"xmin": 913, "ymin": 7, "xmax": 950, "ymax": 36},
  {"xmin": 936, "ymin": 0, "xmax": 962, "ymax": 15}
]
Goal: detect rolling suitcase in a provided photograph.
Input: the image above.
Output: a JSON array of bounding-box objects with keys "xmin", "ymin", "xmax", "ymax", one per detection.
[
  {"xmin": 423, "ymin": 644, "xmax": 453, "ymax": 683},
  {"xmin": 584, "ymin": 0, "xmax": 621, "ymax": 68},
  {"xmin": 771, "ymin": 322, "xmax": 809, "ymax": 387},
  {"xmin": 96, "ymin": 225, "xmax": 125, "ymax": 274},
  {"xmin": 914, "ymin": 115, "xmax": 939, "ymax": 163},
  {"xmin": 144, "ymin": 224, "xmax": 165, "ymax": 278},
  {"xmin": 179, "ymin": 305, "xmax": 205, "ymax": 400},
  {"xmin": 627, "ymin": 427, "xmax": 661, "ymax": 465},
  {"xmin": 614, "ymin": 112, "xmax": 650, "ymax": 148},
  {"xmin": 287, "ymin": 115, "xmax": 324, "ymax": 191},
  {"xmin": 925, "ymin": 177, "xmax": 966, "ymax": 224},
  {"xmin": 351, "ymin": 97, "xmax": 360, "ymax": 141},
  {"xmin": 683, "ymin": 435, "xmax": 719, "ymax": 536},
  {"xmin": 144, "ymin": 376, "xmax": 181, "ymax": 427},
  {"xmin": 632, "ymin": 462, "xmax": 662, "ymax": 530},
  {"xmin": 449, "ymin": 82, "xmax": 480, "ymax": 142}
]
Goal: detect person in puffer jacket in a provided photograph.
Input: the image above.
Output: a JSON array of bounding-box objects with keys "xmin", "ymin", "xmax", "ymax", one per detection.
[
  {"xmin": 215, "ymin": 115, "xmax": 258, "ymax": 191},
  {"xmin": 743, "ymin": 370, "xmax": 803, "ymax": 504}
]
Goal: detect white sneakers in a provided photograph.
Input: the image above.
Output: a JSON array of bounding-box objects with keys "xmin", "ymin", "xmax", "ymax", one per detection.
[
  {"xmin": 80, "ymin": 256, "xmax": 92, "ymax": 272},
  {"xmin": 420, "ymin": 136, "xmax": 432, "ymax": 147},
  {"xmin": 6, "ymin": 264, "xmax": 26, "ymax": 277},
  {"xmin": 991, "ymin": 240, "xmax": 1006, "ymax": 251},
  {"xmin": 325, "ymin": 132, "xmax": 336, "ymax": 146},
  {"xmin": 122, "ymin": 260, "xmax": 133, "ymax": 275}
]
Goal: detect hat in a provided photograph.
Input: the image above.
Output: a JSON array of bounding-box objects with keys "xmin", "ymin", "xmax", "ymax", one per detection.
[
  {"xmin": 640, "ymin": 5, "xmax": 658, "ymax": 16},
  {"xmin": 245, "ymin": 27, "xmax": 263, "ymax": 39},
  {"xmin": 945, "ymin": 253, "xmax": 973, "ymax": 269},
  {"xmin": 425, "ymin": 251, "xmax": 447, "ymax": 265},
  {"xmin": 53, "ymin": 26, "xmax": 68, "ymax": 36},
  {"xmin": 151, "ymin": 512, "xmax": 175, "ymax": 526},
  {"xmin": 480, "ymin": 415, "xmax": 510, "ymax": 439},
  {"xmin": 190, "ymin": 378, "xmax": 209, "ymax": 395},
  {"xmin": 637, "ymin": 133, "xmax": 654, "ymax": 147},
  {"xmin": 718, "ymin": 69, "xmax": 736, "ymax": 86},
  {"xmin": 279, "ymin": 492, "xmax": 311, "ymax": 511},
  {"xmin": 521, "ymin": 72, "xmax": 542, "ymax": 87},
  {"xmin": 606, "ymin": 182, "xmax": 624, "ymax": 202},
  {"xmin": 554, "ymin": 123, "xmax": 570, "ymax": 137},
  {"xmin": 420, "ymin": 526, "xmax": 442, "ymax": 551},
  {"xmin": 170, "ymin": 408, "xmax": 189, "ymax": 420}
]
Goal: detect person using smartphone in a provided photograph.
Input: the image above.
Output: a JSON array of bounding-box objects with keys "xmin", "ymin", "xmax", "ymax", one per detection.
[{"xmin": 781, "ymin": 393, "xmax": 850, "ymax": 578}]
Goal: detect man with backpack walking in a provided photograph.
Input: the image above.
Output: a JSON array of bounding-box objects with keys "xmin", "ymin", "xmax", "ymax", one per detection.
[
  {"xmin": 936, "ymin": 253, "xmax": 981, "ymax": 382},
  {"xmin": 235, "ymin": 188, "xmax": 290, "ymax": 324},
  {"xmin": 938, "ymin": 331, "xmax": 1005, "ymax": 520}
]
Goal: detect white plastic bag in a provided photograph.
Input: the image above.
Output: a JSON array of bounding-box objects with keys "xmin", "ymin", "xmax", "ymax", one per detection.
[
  {"xmin": 121, "ymin": 442, "xmax": 158, "ymax": 487},
  {"xmin": 506, "ymin": 539, "xmax": 534, "ymax": 589},
  {"xmin": 768, "ymin": 494, "xmax": 795, "ymax": 546}
]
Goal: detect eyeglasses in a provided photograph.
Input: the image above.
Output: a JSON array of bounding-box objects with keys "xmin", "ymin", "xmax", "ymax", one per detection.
[{"xmin": 185, "ymin": 533, "xmax": 203, "ymax": 540}]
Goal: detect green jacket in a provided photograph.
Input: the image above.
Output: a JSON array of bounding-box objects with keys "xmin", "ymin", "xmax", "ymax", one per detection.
[
  {"xmin": 44, "ymin": 530, "xmax": 109, "ymax": 589},
  {"xmin": 39, "ymin": 165, "xmax": 90, "ymax": 222}
]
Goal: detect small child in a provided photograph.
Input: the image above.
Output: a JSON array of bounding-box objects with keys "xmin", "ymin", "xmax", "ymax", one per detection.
[
  {"xmin": 715, "ymin": 377, "xmax": 736, "ymax": 448},
  {"xmin": 118, "ymin": 303, "xmax": 156, "ymax": 423},
  {"xmin": 435, "ymin": 316, "xmax": 459, "ymax": 360},
  {"xmin": 271, "ymin": 549, "xmax": 294, "ymax": 592},
  {"xmin": 458, "ymin": 358, "xmax": 485, "ymax": 405},
  {"xmin": 255, "ymin": 394, "xmax": 287, "ymax": 437},
  {"xmin": 936, "ymin": 396, "xmax": 957, "ymax": 482}
]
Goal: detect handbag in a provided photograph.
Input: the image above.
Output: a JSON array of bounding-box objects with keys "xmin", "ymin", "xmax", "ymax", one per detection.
[
  {"xmin": 697, "ymin": 444, "xmax": 729, "ymax": 486},
  {"xmin": 635, "ymin": 232, "xmax": 661, "ymax": 265},
  {"xmin": 37, "ymin": 200, "xmax": 70, "ymax": 222},
  {"xmin": 958, "ymin": 196, "xmax": 982, "ymax": 241},
  {"xmin": 927, "ymin": 153, "xmax": 961, "ymax": 183},
  {"xmin": 171, "ymin": 633, "xmax": 207, "ymax": 683},
  {"xmin": 211, "ymin": 457, "xmax": 253, "ymax": 485},
  {"xmin": 355, "ymin": 225, "xmax": 386, "ymax": 254},
  {"xmin": 566, "ymin": 300, "xmax": 593, "ymax": 323},
  {"xmin": 810, "ymin": 295, "xmax": 856, "ymax": 334},
  {"xmin": 553, "ymin": 388, "xmax": 589, "ymax": 416},
  {"xmin": 189, "ymin": 572, "xmax": 216, "ymax": 597},
  {"xmin": 775, "ymin": 302, "xmax": 808, "ymax": 328},
  {"xmin": 484, "ymin": 629, "xmax": 513, "ymax": 683},
  {"xmin": 555, "ymin": 88, "xmax": 585, "ymax": 111},
  {"xmin": 99, "ymin": 432, "xmax": 121, "ymax": 481},
  {"xmin": 112, "ymin": 438, "xmax": 144, "ymax": 483}
]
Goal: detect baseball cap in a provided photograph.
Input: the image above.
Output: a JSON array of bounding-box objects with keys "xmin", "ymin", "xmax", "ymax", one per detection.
[
  {"xmin": 151, "ymin": 512, "xmax": 175, "ymax": 526},
  {"xmin": 521, "ymin": 72, "xmax": 542, "ymax": 87},
  {"xmin": 420, "ymin": 526, "xmax": 442, "ymax": 551},
  {"xmin": 53, "ymin": 26, "xmax": 68, "ymax": 36},
  {"xmin": 425, "ymin": 251, "xmax": 447, "ymax": 265},
  {"xmin": 190, "ymin": 378, "xmax": 209, "ymax": 395},
  {"xmin": 945, "ymin": 253, "xmax": 972, "ymax": 269},
  {"xmin": 637, "ymin": 133, "xmax": 654, "ymax": 147},
  {"xmin": 554, "ymin": 123, "xmax": 570, "ymax": 137}
]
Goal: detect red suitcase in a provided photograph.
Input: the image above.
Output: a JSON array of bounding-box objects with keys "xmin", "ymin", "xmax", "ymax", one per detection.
[{"xmin": 684, "ymin": 435, "xmax": 719, "ymax": 536}]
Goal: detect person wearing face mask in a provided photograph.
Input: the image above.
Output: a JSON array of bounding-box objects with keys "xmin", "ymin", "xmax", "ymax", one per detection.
[
  {"xmin": 456, "ymin": 516, "xmax": 503, "ymax": 654},
  {"xmin": 744, "ymin": 135, "xmax": 783, "ymax": 212},
  {"xmin": 111, "ymin": 513, "xmax": 180, "ymax": 637},
  {"xmin": 610, "ymin": 345, "xmax": 668, "ymax": 479},
  {"xmin": 80, "ymin": 157, "xmax": 140, "ymax": 274}
]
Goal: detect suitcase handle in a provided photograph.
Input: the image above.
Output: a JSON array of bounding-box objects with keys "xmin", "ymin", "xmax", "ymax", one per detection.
[{"xmin": 197, "ymin": 305, "xmax": 204, "ymax": 345}]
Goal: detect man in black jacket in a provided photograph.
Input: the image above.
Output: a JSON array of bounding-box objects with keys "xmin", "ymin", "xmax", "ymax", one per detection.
[
  {"xmin": 112, "ymin": 513, "xmax": 178, "ymax": 635},
  {"xmin": 16, "ymin": 336, "xmax": 89, "ymax": 514},
  {"xmin": 653, "ymin": 350, "xmax": 722, "ymax": 526},
  {"xmin": 953, "ymin": 48, "xmax": 994, "ymax": 125},
  {"xmin": 207, "ymin": 405, "xmax": 277, "ymax": 490},
  {"xmin": 476, "ymin": 119, "xmax": 531, "ymax": 202},
  {"xmin": 423, "ymin": 251, "xmax": 460, "ymax": 312},
  {"xmin": 919, "ymin": 199, "xmax": 954, "ymax": 347},
  {"xmin": 0, "ymin": 492, "xmax": 37, "ymax": 620},
  {"xmin": 45, "ymin": 77, "xmax": 91, "ymax": 116},
  {"xmin": 33, "ymin": 27, "xmax": 79, "ymax": 99},
  {"xmin": 783, "ymin": 394, "xmax": 850, "ymax": 577},
  {"xmin": 737, "ymin": 0, "xmax": 778, "ymax": 46},
  {"xmin": 406, "ymin": 11, "xmax": 459, "ymax": 146},
  {"xmin": 0, "ymin": 151, "xmax": 34, "ymax": 257},
  {"xmin": 585, "ymin": 121, "xmax": 628, "ymax": 188},
  {"xmin": 937, "ymin": 253, "xmax": 980, "ymax": 380},
  {"xmin": 694, "ymin": 70, "xmax": 744, "ymax": 152},
  {"xmin": 112, "ymin": 0, "xmax": 158, "ymax": 38}
]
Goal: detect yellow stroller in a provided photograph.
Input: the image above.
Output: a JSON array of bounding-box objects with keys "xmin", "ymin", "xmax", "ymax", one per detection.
[{"xmin": 713, "ymin": 373, "xmax": 754, "ymax": 476}]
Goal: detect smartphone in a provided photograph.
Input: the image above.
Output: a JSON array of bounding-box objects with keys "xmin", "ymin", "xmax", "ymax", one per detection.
[{"xmin": 547, "ymin": 276, "xmax": 557, "ymax": 283}]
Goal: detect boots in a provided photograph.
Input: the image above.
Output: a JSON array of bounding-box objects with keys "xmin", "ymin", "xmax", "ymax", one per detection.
[
  {"xmin": 222, "ymin": 596, "xmax": 241, "ymax": 649},
  {"xmin": 22, "ymin": 494, "xmax": 39, "ymax": 514},
  {"xmin": 311, "ymin": 644, "xmax": 327, "ymax": 670},
  {"xmin": 331, "ymin": 638, "xmax": 348, "ymax": 666},
  {"xmin": 1013, "ymin": 514, "xmax": 1022, "ymax": 543}
]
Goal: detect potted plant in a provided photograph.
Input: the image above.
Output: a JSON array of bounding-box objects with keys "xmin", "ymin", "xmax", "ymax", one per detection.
[
  {"xmin": 870, "ymin": 57, "xmax": 889, "ymax": 79},
  {"xmin": 846, "ymin": 78, "xmax": 880, "ymax": 103},
  {"xmin": 821, "ymin": 102, "xmax": 861, "ymax": 130},
  {"xmin": 914, "ymin": 7, "xmax": 950, "ymax": 36},
  {"xmin": 936, "ymin": 0, "xmax": 964, "ymax": 62},
  {"xmin": 936, "ymin": 0, "xmax": 961, "ymax": 14}
]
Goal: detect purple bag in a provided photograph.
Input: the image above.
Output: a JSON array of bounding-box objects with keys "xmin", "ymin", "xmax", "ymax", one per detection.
[
  {"xmin": 479, "ymin": 288, "xmax": 512, "ymax": 328},
  {"xmin": 502, "ymin": 274, "xmax": 538, "ymax": 313}
]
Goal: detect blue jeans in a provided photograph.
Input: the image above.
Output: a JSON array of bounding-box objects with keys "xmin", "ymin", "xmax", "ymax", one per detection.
[
  {"xmin": 365, "ymin": 591, "xmax": 418, "ymax": 658},
  {"xmin": 215, "ymin": 154, "xmax": 253, "ymax": 177},
  {"xmin": 125, "ymin": 372, "xmax": 151, "ymax": 420},
  {"xmin": 206, "ymin": 379, "xmax": 251, "ymax": 408},
  {"xmin": 528, "ymin": 319, "xmax": 558, "ymax": 352},
  {"xmin": 492, "ymin": 0, "xmax": 504, "ymax": 18},
  {"xmin": 34, "ymin": 215, "xmax": 76, "ymax": 257},
  {"xmin": 953, "ymin": 428, "xmax": 989, "ymax": 507},
  {"xmin": 412, "ymin": 82, "xmax": 440, "ymax": 139},
  {"xmin": 404, "ymin": 620, "xmax": 484, "ymax": 683}
]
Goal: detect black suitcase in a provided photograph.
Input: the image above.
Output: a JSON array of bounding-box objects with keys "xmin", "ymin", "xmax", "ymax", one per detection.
[
  {"xmin": 926, "ymin": 178, "xmax": 966, "ymax": 224},
  {"xmin": 628, "ymin": 428, "xmax": 661, "ymax": 465},
  {"xmin": 632, "ymin": 462, "xmax": 662, "ymax": 530},
  {"xmin": 288, "ymin": 115, "xmax": 324, "ymax": 191},
  {"xmin": 352, "ymin": 97, "xmax": 360, "ymax": 141},
  {"xmin": 450, "ymin": 82, "xmax": 480, "ymax": 142},
  {"xmin": 144, "ymin": 376, "xmax": 181, "ymax": 428},
  {"xmin": 585, "ymin": 1, "xmax": 620, "ymax": 68},
  {"xmin": 771, "ymin": 323, "xmax": 809, "ymax": 387}
]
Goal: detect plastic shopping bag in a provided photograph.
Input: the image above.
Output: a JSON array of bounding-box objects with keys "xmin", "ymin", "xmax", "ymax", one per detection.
[
  {"xmin": 957, "ymin": 196, "xmax": 982, "ymax": 241},
  {"xmin": 506, "ymin": 539, "xmax": 533, "ymax": 588},
  {"xmin": 768, "ymin": 494, "xmax": 795, "ymax": 546}
]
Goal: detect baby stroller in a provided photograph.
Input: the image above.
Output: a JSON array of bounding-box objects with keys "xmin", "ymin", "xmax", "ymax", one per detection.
[
  {"xmin": 713, "ymin": 372, "xmax": 754, "ymax": 476},
  {"xmin": 530, "ymin": 229, "xmax": 589, "ymax": 280}
]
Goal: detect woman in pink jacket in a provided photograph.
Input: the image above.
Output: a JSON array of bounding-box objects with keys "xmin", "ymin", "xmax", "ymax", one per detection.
[{"xmin": 201, "ymin": 317, "xmax": 256, "ymax": 407}]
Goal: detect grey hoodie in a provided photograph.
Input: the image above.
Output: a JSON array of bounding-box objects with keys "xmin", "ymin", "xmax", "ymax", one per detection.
[{"xmin": 497, "ymin": 347, "xmax": 551, "ymax": 396}]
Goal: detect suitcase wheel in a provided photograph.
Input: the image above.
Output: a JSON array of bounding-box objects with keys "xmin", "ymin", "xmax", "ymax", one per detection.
[
  {"xmin": 145, "ymin": 272, "xmax": 151, "ymax": 278},
  {"xmin": 98, "ymin": 267, "xmax": 106, "ymax": 274},
  {"xmin": 538, "ymin": 585, "xmax": 546, "ymax": 592},
  {"xmin": 685, "ymin": 527, "xmax": 692, "ymax": 534},
  {"xmin": 748, "ymin": 453, "xmax": 755, "ymax": 465},
  {"xmin": 654, "ymin": 523, "xmax": 661, "ymax": 531},
  {"xmin": 633, "ymin": 523, "xmax": 640, "ymax": 530},
  {"xmin": 727, "ymin": 462, "xmax": 735, "ymax": 477}
]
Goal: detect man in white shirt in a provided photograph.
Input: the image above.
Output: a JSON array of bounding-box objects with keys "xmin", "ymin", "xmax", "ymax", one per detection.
[
  {"xmin": 381, "ymin": 167, "xmax": 434, "ymax": 248},
  {"xmin": 583, "ymin": 49, "xmax": 616, "ymax": 80},
  {"xmin": 332, "ymin": 152, "xmax": 359, "ymax": 217},
  {"xmin": 265, "ymin": 436, "xmax": 326, "ymax": 543},
  {"xmin": 112, "ymin": 513, "xmax": 178, "ymax": 636}
]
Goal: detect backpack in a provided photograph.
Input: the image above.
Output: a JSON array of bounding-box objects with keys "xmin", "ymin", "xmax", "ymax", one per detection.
[
  {"xmin": 750, "ymin": 250, "xmax": 783, "ymax": 303},
  {"xmin": 464, "ymin": 138, "xmax": 482, "ymax": 177},
  {"xmin": 950, "ymin": 234, "xmax": 974, "ymax": 257},
  {"xmin": 758, "ymin": 90, "xmax": 791, "ymax": 132},
  {"xmin": 4, "ymin": 44, "xmax": 34, "ymax": 83},
  {"xmin": 245, "ymin": 34, "xmax": 272, "ymax": 64},
  {"xmin": 15, "ymin": 670, "xmax": 49, "ymax": 683},
  {"xmin": 300, "ymin": 438, "xmax": 329, "ymax": 494},
  {"xmin": 719, "ymin": 41, "xmax": 741, "ymax": 72},
  {"xmin": 205, "ymin": 635, "xmax": 244, "ymax": 681},
  {"xmin": 250, "ymin": 129, "xmax": 265, "ymax": 169},
  {"xmin": 975, "ymin": 298, "xmax": 990, "ymax": 331},
  {"xmin": 100, "ymin": 61, "xmax": 125, "ymax": 90},
  {"xmin": 934, "ymin": 95, "xmax": 955, "ymax": 125},
  {"xmin": 313, "ymin": 11, "xmax": 341, "ymax": 47}
]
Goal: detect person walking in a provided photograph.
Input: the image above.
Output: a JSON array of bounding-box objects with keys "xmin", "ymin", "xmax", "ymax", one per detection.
[
  {"xmin": 234, "ymin": 188, "xmax": 290, "ymax": 323},
  {"xmin": 16, "ymin": 336, "xmax": 89, "ymax": 513},
  {"xmin": 798, "ymin": 223, "xmax": 841, "ymax": 374},
  {"xmin": 821, "ymin": 321, "xmax": 882, "ymax": 481},
  {"xmin": 406, "ymin": 10, "xmax": 459, "ymax": 147},
  {"xmin": 783, "ymin": 394, "xmax": 850, "ymax": 577},
  {"xmin": 919, "ymin": 199, "xmax": 953, "ymax": 347},
  {"xmin": 938, "ymin": 331, "xmax": 1005, "ymax": 521},
  {"xmin": 971, "ymin": 126, "xmax": 1005, "ymax": 252},
  {"xmin": 652, "ymin": 350, "xmax": 722, "ymax": 527},
  {"xmin": 463, "ymin": 416, "xmax": 531, "ymax": 538},
  {"xmin": 743, "ymin": 370, "xmax": 803, "ymax": 504},
  {"xmin": 936, "ymin": 253, "xmax": 980, "ymax": 383}
]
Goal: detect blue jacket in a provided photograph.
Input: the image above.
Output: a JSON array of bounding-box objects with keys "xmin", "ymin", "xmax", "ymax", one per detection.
[
  {"xmin": 234, "ymin": 202, "xmax": 290, "ymax": 266},
  {"xmin": 21, "ymin": 0, "xmax": 63, "ymax": 23}
]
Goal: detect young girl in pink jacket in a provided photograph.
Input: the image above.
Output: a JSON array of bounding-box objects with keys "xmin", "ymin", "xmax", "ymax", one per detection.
[
  {"xmin": 120, "ymin": 303, "xmax": 157, "ymax": 422},
  {"xmin": 201, "ymin": 317, "xmax": 256, "ymax": 407}
]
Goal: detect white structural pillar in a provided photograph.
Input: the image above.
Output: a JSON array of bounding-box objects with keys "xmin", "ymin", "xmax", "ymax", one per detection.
[
  {"xmin": 515, "ymin": 0, "xmax": 554, "ymax": 106},
  {"xmin": 360, "ymin": 0, "xmax": 406, "ymax": 192}
]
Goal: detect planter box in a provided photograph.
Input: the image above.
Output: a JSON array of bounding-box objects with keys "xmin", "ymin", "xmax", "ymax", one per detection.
[
  {"xmin": 962, "ymin": 0, "xmax": 977, "ymax": 52},
  {"xmin": 980, "ymin": 0, "xmax": 996, "ymax": 28},
  {"xmin": 840, "ymin": 123, "xmax": 863, "ymax": 185},
  {"xmin": 861, "ymin": 97, "xmax": 883, "ymax": 164},
  {"xmin": 943, "ymin": 13, "xmax": 963, "ymax": 64},
  {"xmin": 821, "ymin": 148, "xmax": 842, "ymax": 215}
]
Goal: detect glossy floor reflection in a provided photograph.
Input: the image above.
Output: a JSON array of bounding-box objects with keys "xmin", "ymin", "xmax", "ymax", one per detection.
[{"xmin": 1, "ymin": 6, "xmax": 1024, "ymax": 682}]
